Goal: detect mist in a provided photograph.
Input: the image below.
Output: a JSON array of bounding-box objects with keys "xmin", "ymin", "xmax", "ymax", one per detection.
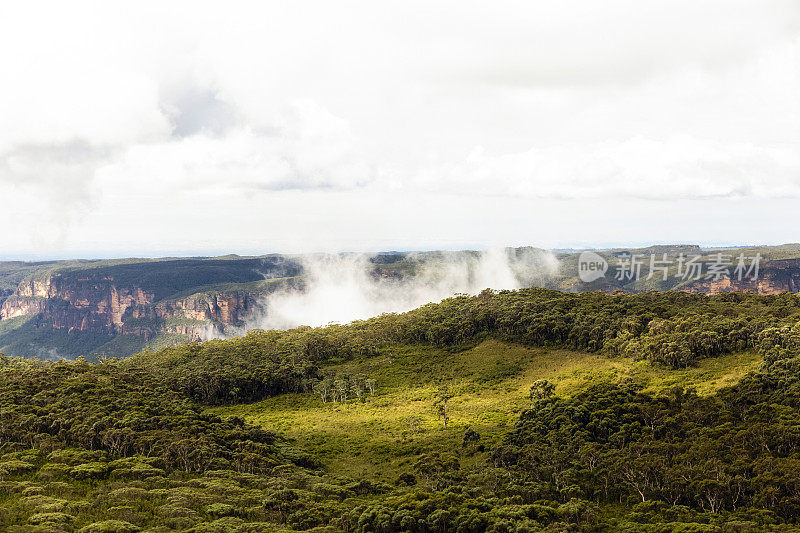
[{"xmin": 245, "ymin": 248, "xmax": 559, "ymax": 330}]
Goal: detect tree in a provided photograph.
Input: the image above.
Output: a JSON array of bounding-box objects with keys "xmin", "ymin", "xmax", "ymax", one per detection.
[
  {"xmin": 463, "ymin": 427, "xmax": 480, "ymax": 447},
  {"xmin": 263, "ymin": 489, "xmax": 300, "ymax": 524},
  {"xmin": 427, "ymin": 509, "xmax": 450, "ymax": 533},
  {"xmin": 334, "ymin": 376, "xmax": 349, "ymax": 403},
  {"xmin": 413, "ymin": 452, "xmax": 460, "ymax": 491},
  {"xmin": 406, "ymin": 416, "xmax": 422, "ymax": 434},
  {"xmin": 313, "ymin": 378, "xmax": 333, "ymax": 403},
  {"xmin": 351, "ymin": 375, "xmax": 365, "ymax": 402},
  {"xmin": 365, "ymin": 378, "xmax": 377, "ymax": 397},
  {"xmin": 529, "ymin": 379, "xmax": 555, "ymax": 401},
  {"xmin": 434, "ymin": 385, "xmax": 453, "ymax": 429}
]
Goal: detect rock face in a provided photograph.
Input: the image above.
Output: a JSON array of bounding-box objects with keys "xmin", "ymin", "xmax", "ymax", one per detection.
[
  {"xmin": 146, "ymin": 290, "xmax": 278, "ymax": 339},
  {"xmin": 0, "ymin": 296, "xmax": 47, "ymax": 319},
  {"xmin": 1, "ymin": 273, "xmax": 157, "ymax": 334},
  {"xmin": 0, "ymin": 262, "xmax": 299, "ymax": 343},
  {"xmin": 154, "ymin": 292, "xmax": 258, "ymax": 325},
  {"xmin": 681, "ymin": 259, "xmax": 800, "ymax": 294}
]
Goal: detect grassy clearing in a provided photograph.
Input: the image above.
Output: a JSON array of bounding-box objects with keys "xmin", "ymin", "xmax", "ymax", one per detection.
[{"xmin": 213, "ymin": 340, "xmax": 761, "ymax": 482}]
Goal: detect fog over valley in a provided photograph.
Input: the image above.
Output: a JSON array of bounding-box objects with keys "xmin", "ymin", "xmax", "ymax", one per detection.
[{"xmin": 246, "ymin": 248, "xmax": 560, "ymax": 331}]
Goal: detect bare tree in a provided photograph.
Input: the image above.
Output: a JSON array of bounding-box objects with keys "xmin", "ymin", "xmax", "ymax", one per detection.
[
  {"xmin": 312, "ymin": 379, "xmax": 332, "ymax": 403},
  {"xmin": 434, "ymin": 384, "xmax": 453, "ymax": 429},
  {"xmin": 334, "ymin": 377, "xmax": 349, "ymax": 403}
]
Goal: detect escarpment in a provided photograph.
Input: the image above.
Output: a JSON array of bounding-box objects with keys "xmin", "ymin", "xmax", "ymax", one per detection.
[
  {"xmin": 0, "ymin": 257, "xmax": 302, "ymax": 352},
  {"xmin": 681, "ymin": 259, "xmax": 800, "ymax": 294}
]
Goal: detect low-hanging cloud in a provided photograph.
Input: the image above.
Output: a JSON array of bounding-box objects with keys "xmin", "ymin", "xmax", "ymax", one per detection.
[{"xmin": 243, "ymin": 248, "xmax": 559, "ymax": 331}]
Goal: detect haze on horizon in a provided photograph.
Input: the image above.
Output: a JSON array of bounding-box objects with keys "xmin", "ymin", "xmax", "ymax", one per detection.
[{"xmin": 1, "ymin": 1, "xmax": 799, "ymax": 258}]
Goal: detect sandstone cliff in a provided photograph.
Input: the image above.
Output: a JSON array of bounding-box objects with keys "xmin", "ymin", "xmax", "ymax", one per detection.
[
  {"xmin": 0, "ymin": 257, "xmax": 301, "ymax": 346},
  {"xmin": 0, "ymin": 274, "xmax": 297, "ymax": 341},
  {"xmin": 0, "ymin": 273, "xmax": 156, "ymax": 334},
  {"xmin": 681, "ymin": 259, "xmax": 800, "ymax": 295}
]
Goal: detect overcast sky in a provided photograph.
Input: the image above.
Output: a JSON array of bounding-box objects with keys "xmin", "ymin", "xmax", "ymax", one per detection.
[{"xmin": 1, "ymin": 1, "xmax": 799, "ymax": 258}]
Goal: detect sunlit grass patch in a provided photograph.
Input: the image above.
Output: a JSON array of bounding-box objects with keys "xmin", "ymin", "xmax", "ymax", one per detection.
[{"xmin": 214, "ymin": 339, "xmax": 761, "ymax": 483}]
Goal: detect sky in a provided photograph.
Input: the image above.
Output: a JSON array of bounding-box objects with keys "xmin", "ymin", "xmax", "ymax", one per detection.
[{"xmin": 0, "ymin": 1, "xmax": 799, "ymax": 259}]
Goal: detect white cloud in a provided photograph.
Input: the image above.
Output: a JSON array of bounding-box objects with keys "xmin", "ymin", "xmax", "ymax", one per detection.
[
  {"xmin": 418, "ymin": 136, "xmax": 800, "ymax": 200},
  {"xmin": 94, "ymin": 100, "xmax": 376, "ymax": 195},
  {"xmin": 0, "ymin": 0, "xmax": 798, "ymax": 256}
]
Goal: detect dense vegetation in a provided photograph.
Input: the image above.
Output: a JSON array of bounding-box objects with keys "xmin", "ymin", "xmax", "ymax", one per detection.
[
  {"xmin": 2, "ymin": 289, "xmax": 800, "ymax": 531},
  {"xmin": 186, "ymin": 288, "xmax": 800, "ymax": 371},
  {"xmin": 498, "ymin": 365, "xmax": 800, "ymax": 527}
]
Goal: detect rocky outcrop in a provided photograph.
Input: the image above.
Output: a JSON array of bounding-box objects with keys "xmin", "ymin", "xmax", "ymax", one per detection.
[
  {"xmin": 2, "ymin": 274, "xmax": 157, "ymax": 334},
  {"xmin": 155, "ymin": 291, "xmax": 262, "ymax": 325},
  {"xmin": 681, "ymin": 259, "xmax": 800, "ymax": 295},
  {"xmin": 17, "ymin": 278, "xmax": 56, "ymax": 298},
  {"xmin": 0, "ymin": 273, "xmax": 292, "ymax": 340},
  {"xmin": 0, "ymin": 296, "xmax": 47, "ymax": 319},
  {"xmin": 0, "ymin": 256, "xmax": 303, "ymax": 344}
]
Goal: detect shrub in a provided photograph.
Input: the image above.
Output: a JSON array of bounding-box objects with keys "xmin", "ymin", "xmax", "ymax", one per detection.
[{"xmin": 79, "ymin": 520, "xmax": 141, "ymax": 533}]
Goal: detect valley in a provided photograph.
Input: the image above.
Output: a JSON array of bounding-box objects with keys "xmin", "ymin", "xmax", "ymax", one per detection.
[
  {"xmin": 1, "ymin": 287, "xmax": 799, "ymax": 531},
  {"xmin": 215, "ymin": 340, "xmax": 761, "ymax": 482}
]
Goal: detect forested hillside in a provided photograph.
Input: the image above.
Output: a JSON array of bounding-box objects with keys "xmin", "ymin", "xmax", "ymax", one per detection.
[{"xmin": 2, "ymin": 289, "xmax": 800, "ymax": 531}]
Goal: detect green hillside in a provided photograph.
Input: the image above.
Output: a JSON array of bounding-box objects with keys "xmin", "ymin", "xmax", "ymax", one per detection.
[
  {"xmin": 3, "ymin": 289, "xmax": 800, "ymax": 531},
  {"xmin": 215, "ymin": 340, "xmax": 760, "ymax": 483}
]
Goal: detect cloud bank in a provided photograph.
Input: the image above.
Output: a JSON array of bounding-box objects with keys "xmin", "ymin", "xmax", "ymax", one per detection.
[{"xmin": 1, "ymin": 1, "xmax": 798, "ymax": 255}]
